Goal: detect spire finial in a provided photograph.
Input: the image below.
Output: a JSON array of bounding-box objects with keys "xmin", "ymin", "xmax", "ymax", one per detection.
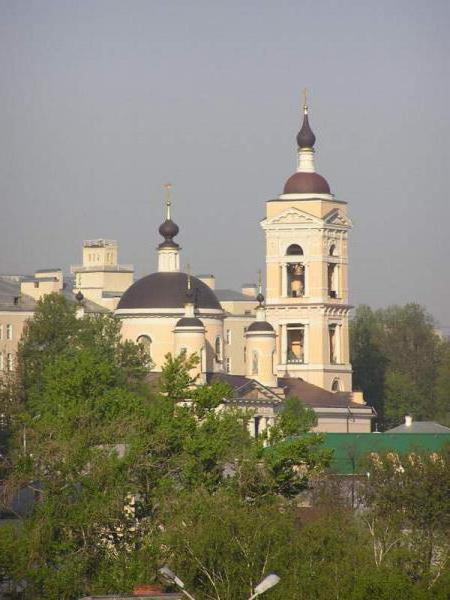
[
  {"xmin": 303, "ymin": 88, "xmax": 308, "ymax": 115},
  {"xmin": 187, "ymin": 263, "xmax": 191, "ymax": 291},
  {"xmin": 296, "ymin": 90, "xmax": 316, "ymax": 149},
  {"xmin": 256, "ymin": 269, "xmax": 265, "ymax": 307},
  {"xmin": 163, "ymin": 182, "xmax": 172, "ymax": 220}
]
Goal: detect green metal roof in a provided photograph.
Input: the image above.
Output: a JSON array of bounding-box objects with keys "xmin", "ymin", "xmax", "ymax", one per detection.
[{"xmin": 322, "ymin": 433, "xmax": 450, "ymax": 475}]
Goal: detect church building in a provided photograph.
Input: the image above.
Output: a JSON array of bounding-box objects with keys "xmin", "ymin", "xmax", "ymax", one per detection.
[{"xmin": 113, "ymin": 99, "xmax": 374, "ymax": 433}]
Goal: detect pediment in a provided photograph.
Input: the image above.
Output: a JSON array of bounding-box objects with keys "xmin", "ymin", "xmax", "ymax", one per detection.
[
  {"xmin": 262, "ymin": 207, "xmax": 323, "ymax": 229},
  {"xmin": 233, "ymin": 379, "xmax": 284, "ymax": 403},
  {"xmin": 324, "ymin": 208, "xmax": 352, "ymax": 228}
]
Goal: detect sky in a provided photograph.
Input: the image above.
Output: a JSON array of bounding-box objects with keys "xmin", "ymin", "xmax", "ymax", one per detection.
[{"xmin": 1, "ymin": 0, "xmax": 449, "ymax": 326}]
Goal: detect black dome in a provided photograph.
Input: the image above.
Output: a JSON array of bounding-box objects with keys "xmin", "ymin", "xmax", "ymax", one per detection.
[
  {"xmin": 159, "ymin": 219, "xmax": 179, "ymax": 239},
  {"xmin": 247, "ymin": 321, "xmax": 274, "ymax": 332},
  {"xmin": 117, "ymin": 272, "xmax": 222, "ymax": 311},
  {"xmin": 176, "ymin": 317, "xmax": 204, "ymax": 328}
]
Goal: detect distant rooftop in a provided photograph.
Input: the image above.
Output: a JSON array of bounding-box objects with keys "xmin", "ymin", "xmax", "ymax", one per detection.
[
  {"xmin": 35, "ymin": 268, "xmax": 61, "ymax": 273},
  {"xmin": 215, "ymin": 289, "xmax": 256, "ymax": 302},
  {"xmin": 387, "ymin": 420, "xmax": 450, "ymax": 433},
  {"xmin": 83, "ymin": 239, "xmax": 117, "ymax": 248}
]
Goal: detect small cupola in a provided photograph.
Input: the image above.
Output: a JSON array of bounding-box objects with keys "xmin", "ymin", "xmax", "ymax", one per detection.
[
  {"xmin": 158, "ymin": 183, "xmax": 181, "ymax": 272},
  {"xmin": 245, "ymin": 283, "xmax": 277, "ymax": 388}
]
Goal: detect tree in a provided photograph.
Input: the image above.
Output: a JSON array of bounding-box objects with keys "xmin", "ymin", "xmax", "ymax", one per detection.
[
  {"xmin": 350, "ymin": 305, "xmax": 389, "ymax": 418},
  {"xmin": 360, "ymin": 447, "xmax": 450, "ymax": 587},
  {"xmin": 434, "ymin": 340, "xmax": 450, "ymax": 427},
  {"xmin": 158, "ymin": 351, "xmax": 199, "ymax": 401},
  {"xmin": 350, "ymin": 303, "xmax": 444, "ymax": 427},
  {"xmin": 383, "ymin": 370, "xmax": 423, "ymax": 427}
]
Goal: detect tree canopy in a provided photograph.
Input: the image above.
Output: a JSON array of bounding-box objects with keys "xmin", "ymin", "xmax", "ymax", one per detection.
[
  {"xmin": 0, "ymin": 295, "xmax": 449, "ymax": 599},
  {"xmin": 350, "ymin": 303, "xmax": 450, "ymax": 428}
]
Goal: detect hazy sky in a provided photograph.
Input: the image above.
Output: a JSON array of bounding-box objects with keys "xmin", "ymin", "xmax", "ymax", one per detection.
[{"xmin": 1, "ymin": 0, "xmax": 449, "ymax": 326}]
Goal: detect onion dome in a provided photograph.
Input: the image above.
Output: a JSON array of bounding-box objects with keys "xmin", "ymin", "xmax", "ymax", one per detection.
[
  {"xmin": 117, "ymin": 272, "xmax": 222, "ymax": 311},
  {"xmin": 175, "ymin": 316, "xmax": 204, "ymax": 328},
  {"xmin": 75, "ymin": 290, "xmax": 84, "ymax": 303},
  {"xmin": 296, "ymin": 113, "xmax": 316, "ymax": 148},
  {"xmin": 283, "ymin": 171, "xmax": 330, "ymax": 194},
  {"xmin": 158, "ymin": 183, "xmax": 180, "ymax": 248},
  {"xmin": 256, "ymin": 291, "xmax": 265, "ymax": 306},
  {"xmin": 158, "ymin": 218, "xmax": 179, "ymax": 248}
]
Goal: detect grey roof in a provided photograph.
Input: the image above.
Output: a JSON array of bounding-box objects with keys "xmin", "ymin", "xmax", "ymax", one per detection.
[
  {"xmin": 0, "ymin": 277, "xmax": 35, "ymax": 311},
  {"xmin": 0, "ymin": 275, "xmax": 108, "ymax": 314},
  {"xmin": 118, "ymin": 272, "xmax": 222, "ymax": 311},
  {"xmin": 387, "ymin": 421, "xmax": 450, "ymax": 433},
  {"xmin": 215, "ymin": 289, "xmax": 255, "ymax": 302}
]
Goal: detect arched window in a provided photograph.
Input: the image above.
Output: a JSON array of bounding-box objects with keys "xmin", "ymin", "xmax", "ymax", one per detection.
[
  {"xmin": 328, "ymin": 263, "xmax": 337, "ymax": 298},
  {"xmin": 287, "ymin": 324, "xmax": 305, "ymax": 364},
  {"xmin": 252, "ymin": 350, "xmax": 259, "ymax": 375},
  {"xmin": 286, "ymin": 244, "xmax": 303, "ymax": 256},
  {"xmin": 331, "ymin": 378, "xmax": 341, "ymax": 392},
  {"xmin": 215, "ymin": 336, "xmax": 222, "ymax": 361},
  {"xmin": 287, "ymin": 263, "xmax": 305, "ymax": 297},
  {"xmin": 136, "ymin": 335, "xmax": 152, "ymax": 362},
  {"xmin": 329, "ymin": 244, "xmax": 337, "ymax": 256}
]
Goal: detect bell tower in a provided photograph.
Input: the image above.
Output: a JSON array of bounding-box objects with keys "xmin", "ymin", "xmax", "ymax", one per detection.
[{"xmin": 261, "ymin": 94, "xmax": 353, "ymax": 392}]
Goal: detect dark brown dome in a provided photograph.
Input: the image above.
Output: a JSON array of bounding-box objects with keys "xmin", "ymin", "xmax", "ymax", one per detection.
[
  {"xmin": 175, "ymin": 317, "xmax": 204, "ymax": 328},
  {"xmin": 283, "ymin": 171, "xmax": 330, "ymax": 194},
  {"xmin": 296, "ymin": 114, "xmax": 316, "ymax": 148},
  {"xmin": 159, "ymin": 219, "xmax": 179, "ymax": 239},
  {"xmin": 117, "ymin": 272, "xmax": 222, "ymax": 311},
  {"xmin": 247, "ymin": 321, "xmax": 274, "ymax": 333}
]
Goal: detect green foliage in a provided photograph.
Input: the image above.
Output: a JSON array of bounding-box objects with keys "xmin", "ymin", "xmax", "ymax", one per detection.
[
  {"xmin": 269, "ymin": 396, "xmax": 317, "ymax": 442},
  {"xmin": 191, "ymin": 379, "xmax": 234, "ymax": 416},
  {"xmin": 159, "ymin": 350, "xmax": 199, "ymax": 401},
  {"xmin": 350, "ymin": 303, "xmax": 448, "ymax": 428},
  {"xmin": 350, "ymin": 305, "xmax": 388, "ymax": 416},
  {"xmin": 3, "ymin": 295, "xmax": 449, "ymax": 598},
  {"xmin": 360, "ymin": 447, "xmax": 450, "ymax": 583},
  {"xmin": 384, "ymin": 370, "xmax": 423, "ymax": 426},
  {"xmin": 434, "ymin": 341, "xmax": 450, "ymax": 426}
]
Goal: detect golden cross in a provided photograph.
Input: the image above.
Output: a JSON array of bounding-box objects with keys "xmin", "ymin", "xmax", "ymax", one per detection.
[
  {"xmin": 187, "ymin": 263, "xmax": 191, "ymax": 290},
  {"xmin": 303, "ymin": 88, "xmax": 309, "ymax": 114},
  {"xmin": 163, "ymin": 182, "xmax": 172, "ymax": 219}
]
